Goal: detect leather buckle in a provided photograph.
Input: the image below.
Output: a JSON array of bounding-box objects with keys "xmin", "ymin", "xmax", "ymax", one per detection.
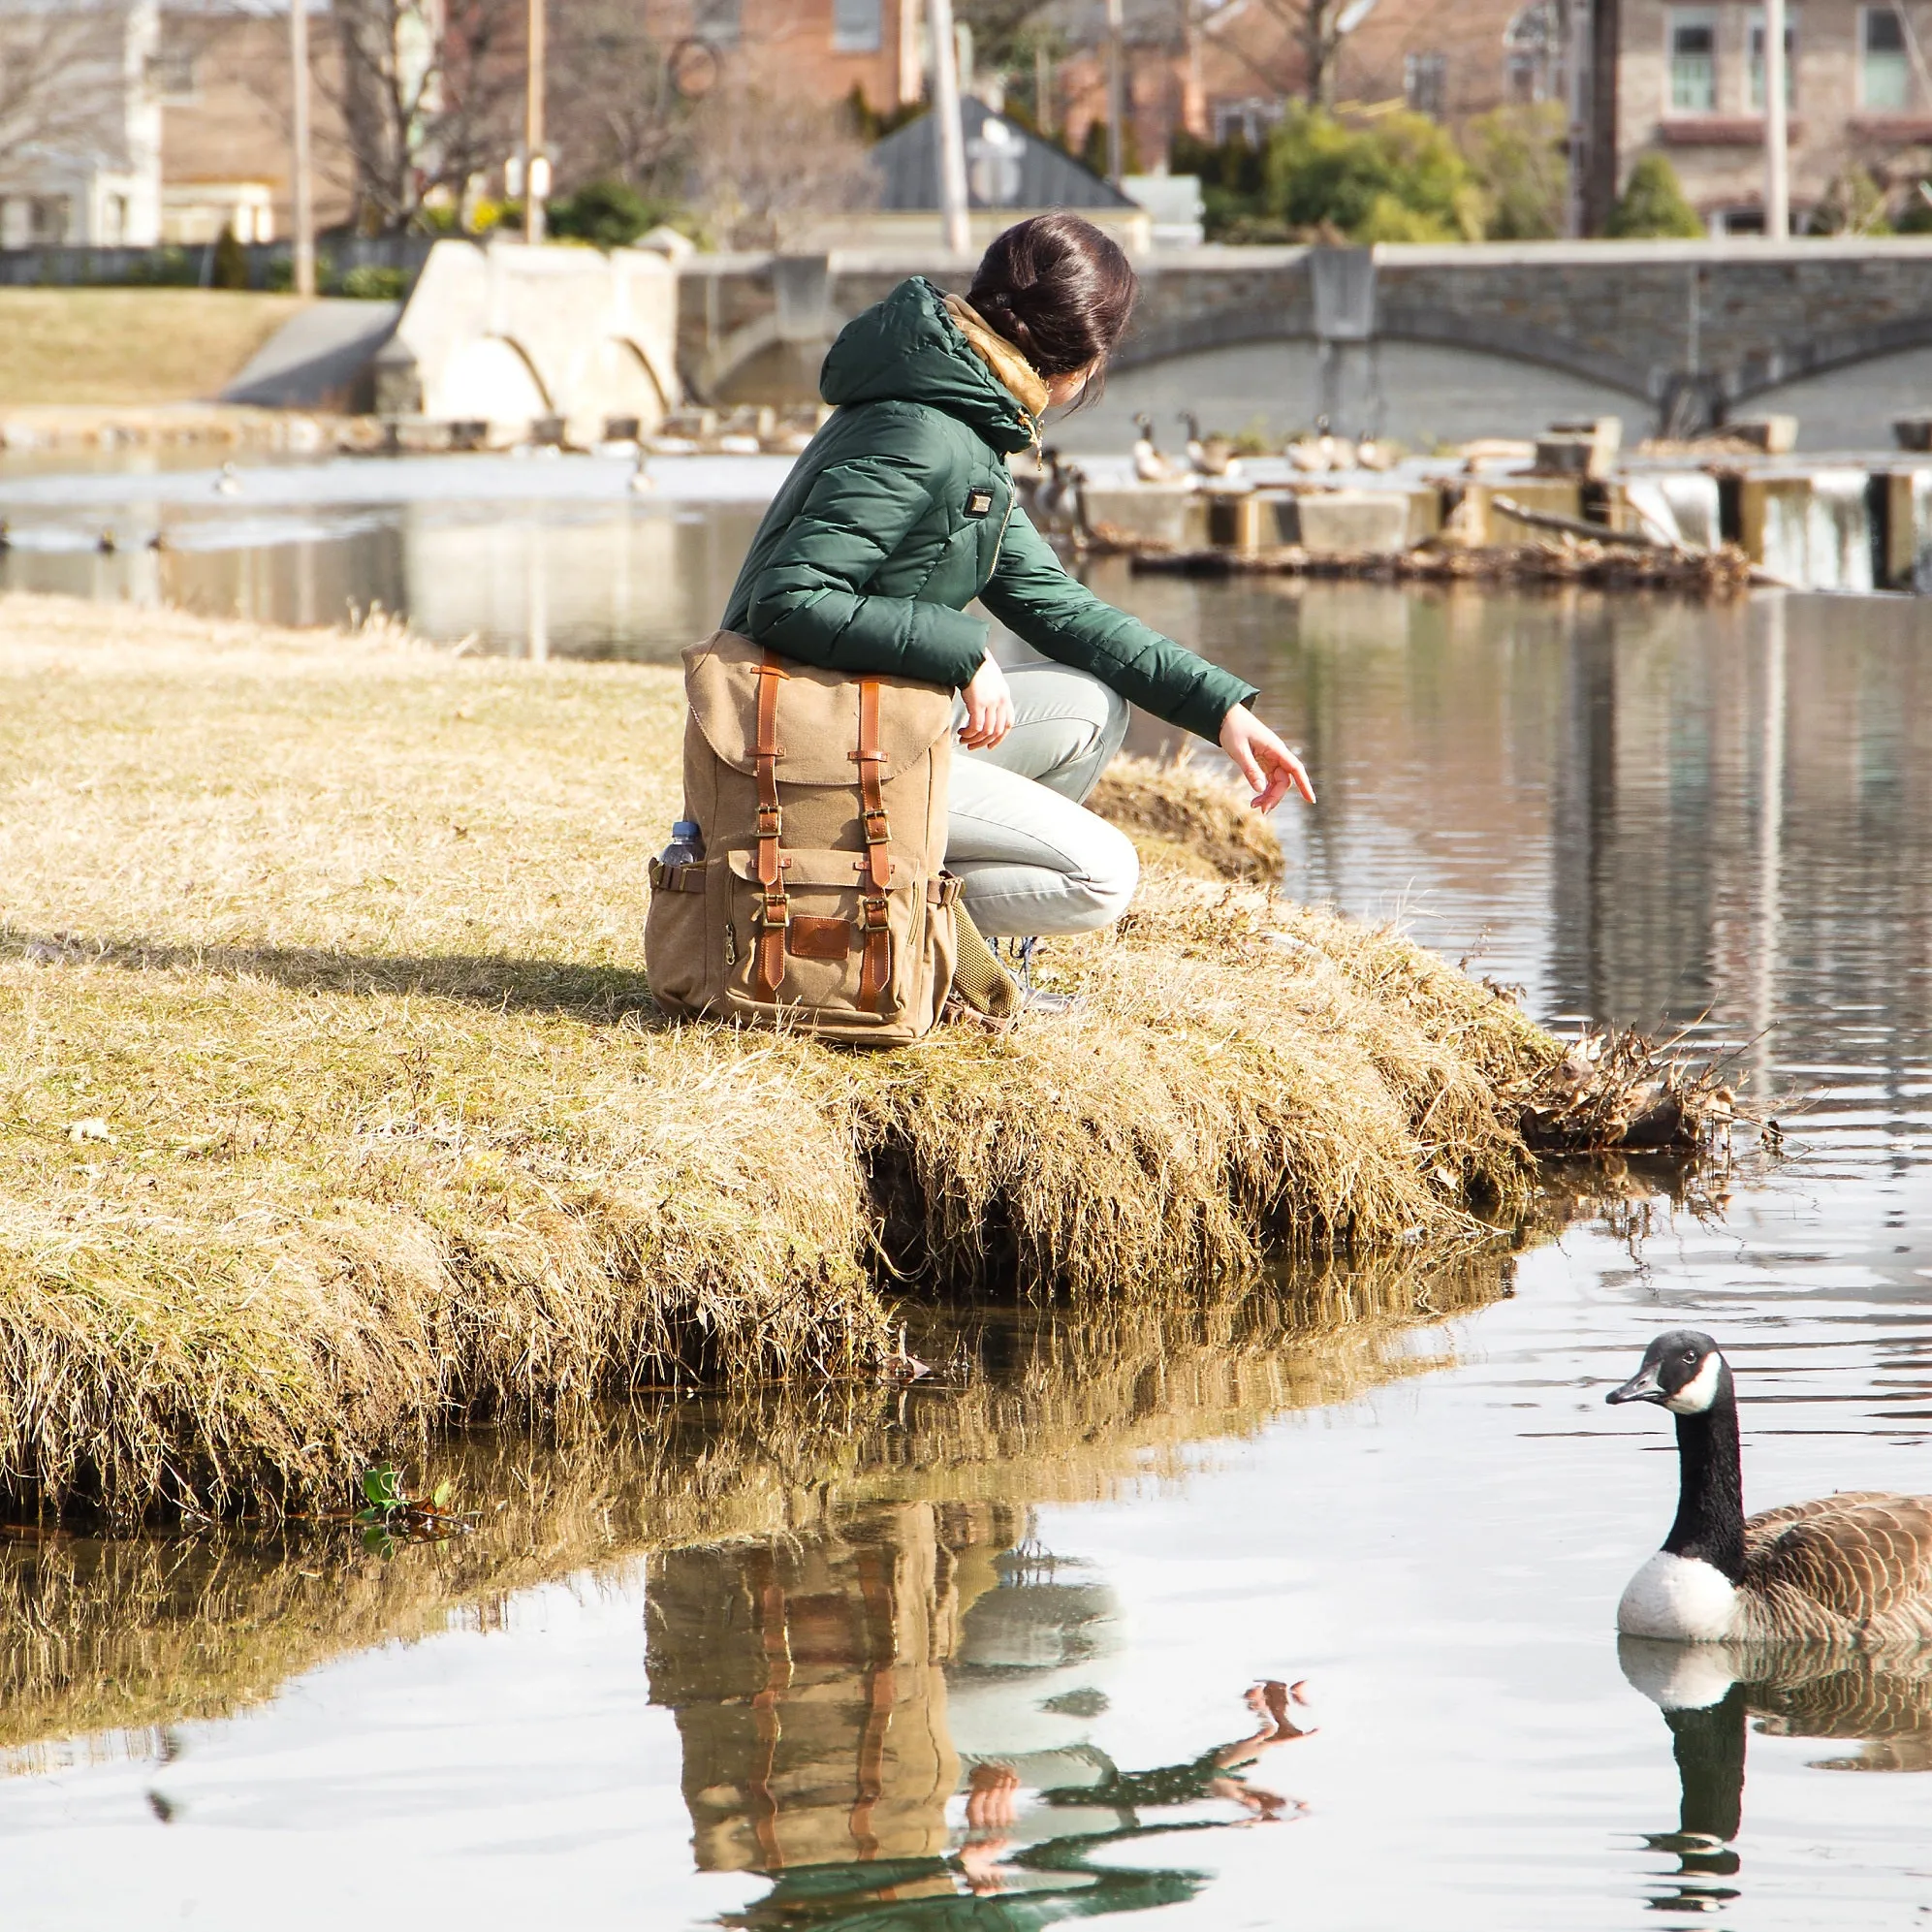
[
  {"xmin": 862, "ymin": 807, "xmax": 889, "ymax": 843},
  {"xmin": 755, "ymin": 805, "xmax": 781, "ymax": 836},
  {"xmin": 759, "ymin": 890, "xmax": 791, "ymax": 928},
  {"xmin": 859, "ymin": 895, "xmax": 891, "ymax": 933}
]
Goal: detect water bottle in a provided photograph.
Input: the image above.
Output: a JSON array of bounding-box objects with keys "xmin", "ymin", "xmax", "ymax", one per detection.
[{"xmin": 660, "ymin": 818, "xmax": 705, "ymax": 869}]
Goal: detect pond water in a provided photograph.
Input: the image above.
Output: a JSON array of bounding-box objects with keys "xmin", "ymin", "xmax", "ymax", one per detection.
[{"xmin": 3, "ymin": 465, "xmax": 1931, "ymax": 1930}]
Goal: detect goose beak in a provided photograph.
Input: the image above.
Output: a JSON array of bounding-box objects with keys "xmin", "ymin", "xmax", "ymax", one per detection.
[{"xmin": 1607, "ymin": 1362, "xmax": 1667, "ymax": 1406}]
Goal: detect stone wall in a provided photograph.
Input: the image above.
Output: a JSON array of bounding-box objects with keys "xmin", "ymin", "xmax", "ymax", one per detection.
[{"xmin": 676, "ymin": 238, "xmax": 1932, "ymax": 435}]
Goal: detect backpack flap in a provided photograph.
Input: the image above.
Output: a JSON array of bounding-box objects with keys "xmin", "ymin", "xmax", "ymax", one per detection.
[{"xmin": 682, "ymin": 629, "xmax": 955, "ymax": 785}]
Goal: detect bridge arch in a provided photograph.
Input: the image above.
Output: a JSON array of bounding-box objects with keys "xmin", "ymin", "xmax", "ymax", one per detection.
[{"xmin": 1115, "ymin": 301, "xmax": 1657, "ymax": 401}]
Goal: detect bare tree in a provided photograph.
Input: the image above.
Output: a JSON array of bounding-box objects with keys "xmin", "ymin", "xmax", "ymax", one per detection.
[
  {"xmin": 545, "ymin": 0, "xmax": 683, "ymax": 190},
  {"xmin": 684, "ymin": 52, "xmax": 877, "ymax": 249},
  {"xmin": 1197, "ymin": 0, "xmax": 1380, "ymax": 111},
  {"xmin": 0, "ymin": 3, "xmax": 129, "ymax": 178},
  {"xmin": 326, "ymin": 0, "xmax": 524, "ymax": 232}
]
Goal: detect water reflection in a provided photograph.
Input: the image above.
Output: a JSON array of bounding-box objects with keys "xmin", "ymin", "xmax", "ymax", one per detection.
[
  {"xmin": 648, "ymin": 1502, "xmax": 1314, "ymax": 1925},
  {"xmin": 0, "ymin": 1251, "xmax": 1505, "ymax": 1776},
  {"xmin": 1621, "ymin": 1636, "xmax": 1932, "ymax": 1915}
]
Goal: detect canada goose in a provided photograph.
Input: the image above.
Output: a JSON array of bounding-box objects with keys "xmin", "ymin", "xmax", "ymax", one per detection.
[
  {"xmin": 1356, "ymin": 433, "xmax": 1399, "ymax": 472},
  {"xmin": 1009, "ymin": 444, "xmax": 1048, "ymax": 518},
  {"xmin": 1606, "ymin": 1330, "xmax": 1932, "ymax": 1644},
  {"xmin": 97, "ymin": 527, "xmax": 118, "ymax": 554},
  {"xmin": 213, "ymin": 460, "xmax": 241, "ymax": 496},
  {"xmin": 1180, "ymin": 411, "xmax": 1239, "ymax": 479},
  {"xmin": 1036, "ymin": 448, "xmax": 1086, "ymax": 531},
  {"xmin": 627, "ymin": 449, "xmax": 654, "ymax": 493},
  {"xmin": 1131, "ymin": 412, "xmax": 1175, "ymax": 484},
  {"xmin": 147, "ymin": 529, "xmax": 171, "ymax": 552},
  {"xmin": 1286, "ymin": 415, "xmax": 1336, "ymax": 474}
]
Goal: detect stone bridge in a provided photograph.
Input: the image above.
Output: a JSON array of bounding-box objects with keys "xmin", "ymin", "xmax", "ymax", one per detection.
[
  {"xmin": 373, "ymin": 239, "xmax": 682, "ymax": 443},
  {"xmin": 677, "ymin": 239, "xmax": 1932, "ymax": 451}
]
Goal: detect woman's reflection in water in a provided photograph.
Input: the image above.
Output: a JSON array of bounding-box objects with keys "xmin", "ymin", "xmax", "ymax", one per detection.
[
  {"xmin": 645, "ymin": 1502, "xmax": 1312, "ymax": 1928},
  {"xmin": 1620, "ymin": 1635, "xmax": 1932, "ymax": 1917}
]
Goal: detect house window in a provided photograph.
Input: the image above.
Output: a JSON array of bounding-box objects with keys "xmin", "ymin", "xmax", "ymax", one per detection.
[
  {"xmin": 1504, "ymin": 0, "xmax": 1562, "ymax": 103},
  {"xmin": 833, "ymin": 0, "xmax": 882, "ymax": 53},
  {"xmin": 1211, "ymin": 96, "xmax": 1282, "ymax": 145},
  {"xmin": 149, "ymin": 48, "xmax": 198, "ymax": 102},
  {"xmin": 1667, "ymin": 9, "xmax": 1717, "ymax": 112},
  {"xmin": 1748, "ymin": 8, "xmax": 1798, "ymax": 111},
  {"xmin": 692, "ymin": 0, "xmax": 740, "ymax": 48},
  {"xmin": 1404, "ymin": 50, "xmax": 1447, "ymax": 118},
  {"xmin": 1864, "ymin": 7, "xmax": 1912, "ymax": 110}
]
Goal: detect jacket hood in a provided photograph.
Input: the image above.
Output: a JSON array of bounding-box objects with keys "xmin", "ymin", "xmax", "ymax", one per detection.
[{"xmin": 818, "ymin": 277, "xmax": 1038, "ymax": 455}]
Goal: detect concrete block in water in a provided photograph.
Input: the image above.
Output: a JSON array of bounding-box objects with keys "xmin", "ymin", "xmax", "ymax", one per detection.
[
  {"xmin": 1078, "ymin": 483, "xmax": 1201, "ymax": 550},
  {"xmin": 1442, "ymin": 478, "xmax": 1582, "ymax": 547},
  {"xmin": 1536, "ymin": 417, "xmax": 1623, "ymax": 479},
  {"xmin": 1874, "ymin": 466, "xmax": 1932, "ymax": 588},
  {"xmin": 1265, "ymin": 489, "xmax": 1427, "ymax": 554},
  {"xmin": 1734, "ymin": 470, "xmax": 1874, "ymax": 590},
  {"xmin": 1726, "ymin": 415, "xmax": 1798, "ymax": 455}
]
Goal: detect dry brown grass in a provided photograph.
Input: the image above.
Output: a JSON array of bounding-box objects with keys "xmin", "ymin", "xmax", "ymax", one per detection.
[
  {"xmin": 0, "ymin": 594, "xmax": 1564, "ymax": 1518},
  {"xmin": 1088, "ymin": 751, "xmax": 1285, "ymax": 883},
  {"xmin": 0, "ymin": 290, "xmax": 310, "ymax": 407},
  {"xmin": 0, "ymin": 1249, "xmax": 1510, "ymax": 1766}
]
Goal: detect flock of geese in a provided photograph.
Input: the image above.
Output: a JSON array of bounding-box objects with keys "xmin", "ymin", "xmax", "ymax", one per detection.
[
  {"xmin": 1014, "ymin": 410, "xmax": 1403, "ymax": 536},
  {"xmin": 1132, "ymin": 410, "xmax": 1400, "ymax": 483}
]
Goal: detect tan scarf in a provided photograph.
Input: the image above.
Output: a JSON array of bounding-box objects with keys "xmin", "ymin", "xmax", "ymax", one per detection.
[{"xmin": 943, "ymin": 292, "xmax": 1049, "ymax": 434}]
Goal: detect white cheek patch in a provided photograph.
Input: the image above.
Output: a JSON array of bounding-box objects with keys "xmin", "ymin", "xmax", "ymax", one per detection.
[
  {"xmin": 1663, "ymin": 1352, "xmax": 1724, "ymax": 1414},
  {"xmin": 1617, "ymin": 1551, "xmax": 1739, "ymax": 1641}
]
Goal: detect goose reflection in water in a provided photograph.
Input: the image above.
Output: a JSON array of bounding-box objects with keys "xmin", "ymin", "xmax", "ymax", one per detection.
[
  {"xmin": 1620, "ymin": 1635, "xmax": 1932, "ymax": 1916},
  {"xmin": 645, "ymin": 1502, "xmax": 1310, "ymax": 1927}
]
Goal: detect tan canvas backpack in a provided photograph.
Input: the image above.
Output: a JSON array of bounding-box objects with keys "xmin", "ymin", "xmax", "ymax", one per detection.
[{"xmin": 645, "ymin": 629, "xmax": 961, "ymax": 1045}]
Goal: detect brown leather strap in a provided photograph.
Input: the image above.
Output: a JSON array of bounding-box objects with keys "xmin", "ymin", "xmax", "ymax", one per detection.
[
  {"xmin": 649, "ymin": 858, "xmax": 705, "ymax": 894},
  {"xmin": 752, "ymin": 655, "xmax": 788, "ymax": 1000},
  {"xmin": 852, "ymin": 679, "xmax": 892, "ymax": 1010}
]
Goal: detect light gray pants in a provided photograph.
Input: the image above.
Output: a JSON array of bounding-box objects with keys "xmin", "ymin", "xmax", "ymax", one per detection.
[{"xmin": 947, "ymin": 662, "xmax": 1137, "ymax": 937}]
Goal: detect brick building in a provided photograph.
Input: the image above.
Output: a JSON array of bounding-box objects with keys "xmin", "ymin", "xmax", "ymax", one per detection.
[
  {"xmin": 637, "ymin": 0, "xmax": 928, "ymax": 115},
  {"xmin": 159, "ymin": 5, "xmax": 356, "ymax": 242},
  {"xmin": 1045, "ymin": 0, "xmax": 1561, "ymax": 169},
  {"xmin": 1610, "ymin": 0, "xmax": 1932, "ymax": 231}
]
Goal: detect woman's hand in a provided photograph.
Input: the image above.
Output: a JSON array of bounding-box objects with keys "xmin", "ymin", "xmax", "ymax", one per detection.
[
  {"xmin": 1219, "ymin": 704, "xmax": 1315, "ymax": 811},
  {"xmin": 960, "ymin": 654, "xmax": 1014, "ymax": 749}
]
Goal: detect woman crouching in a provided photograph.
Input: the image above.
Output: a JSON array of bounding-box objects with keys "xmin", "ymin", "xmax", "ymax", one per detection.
[{"xmin": 716, "ymin": 211, "xmax": 1314, "ymax": 1012}]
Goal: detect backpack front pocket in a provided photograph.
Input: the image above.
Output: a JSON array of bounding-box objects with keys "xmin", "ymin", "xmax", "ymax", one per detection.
[
  {"xmin": 720, "ymin": 847, "xmax": 926, "ymax": 1026},
  {"xmin": 644, "ymin": 856, "xmax": 713, "ymax": 1017}
]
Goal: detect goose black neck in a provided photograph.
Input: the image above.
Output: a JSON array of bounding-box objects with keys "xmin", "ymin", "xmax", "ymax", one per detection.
[{"xmin": 1664, "ymin": 1370, "xmax": 1745, "ymax": 1582}]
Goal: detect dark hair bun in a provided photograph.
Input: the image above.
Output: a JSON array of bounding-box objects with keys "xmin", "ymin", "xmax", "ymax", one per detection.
[{"xmin": 966, "ymin": 212, "xmax": 1138, "ymax": 385}]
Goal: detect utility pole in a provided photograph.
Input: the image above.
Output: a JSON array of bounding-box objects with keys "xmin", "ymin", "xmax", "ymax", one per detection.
[
  {"xmin": 928, "ymin": 0, "xmax": 971, "ymax": 256},
  {"xmin": 1104, "ymin": 0, "xmax": 1125, "ymax": 184},
  {"xmin": 1763, "ymin": 0, "xmax": 1789, "ymax": 238},
  {"xmin": 1583, "ymin": 0, "xmax": 1621, "ymax": 235},
  {"xmin": 288, "ymin": 0, "xmax": 315, "ymax": 296},
  {"xmin": 1563, "ymin": 0, "xmax": 1589, "ymax": 238},
  {"xmin": 524, "ymin": 0, "xmax": 548, "ymax": 244}
]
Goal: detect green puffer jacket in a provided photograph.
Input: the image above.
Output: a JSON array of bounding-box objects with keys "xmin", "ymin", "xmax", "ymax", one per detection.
[{"xmin": 718, "ymin": 276, "xmax": 1257, "ymax": 744}]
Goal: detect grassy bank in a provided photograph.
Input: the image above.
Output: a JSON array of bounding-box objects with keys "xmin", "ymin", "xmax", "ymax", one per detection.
[
  {"xmin": 0, "ymin": 596, "xmax": 1563, "ymax": 1518},
  {"xmin": 0, "ymin": 290, "xmax": 310, "ymax": 408},
  {"xmin": 1, "ymin": 1254, "xmax": 1508, "ymax": 1769}
]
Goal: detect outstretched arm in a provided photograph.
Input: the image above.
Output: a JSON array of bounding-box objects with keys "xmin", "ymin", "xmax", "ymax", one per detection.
[{"xmin": 980, "ymin": 507, "xmax": 1259, "ymax": 744}]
